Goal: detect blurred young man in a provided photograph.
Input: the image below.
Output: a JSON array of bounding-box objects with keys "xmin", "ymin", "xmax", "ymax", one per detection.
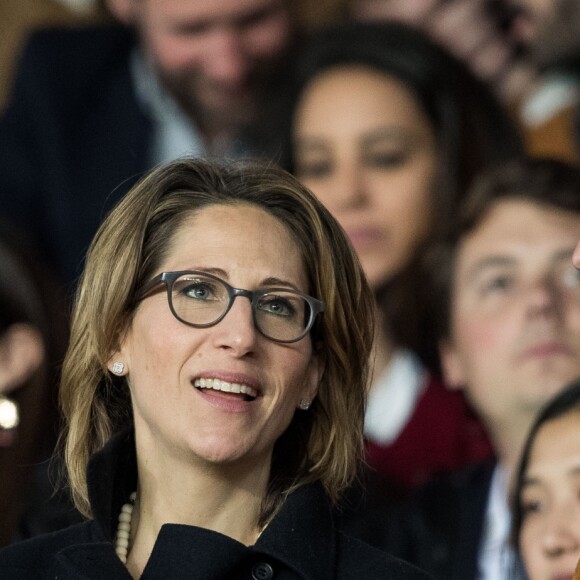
[{"xmin": 392, "ymin": 157, "xmax": 580, "ymax": 580}]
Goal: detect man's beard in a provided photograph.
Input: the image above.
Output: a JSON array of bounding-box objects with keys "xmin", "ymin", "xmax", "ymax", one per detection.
[{"xmin": 158, "ymin": 58, "xmax": 284, "ymax": 149}]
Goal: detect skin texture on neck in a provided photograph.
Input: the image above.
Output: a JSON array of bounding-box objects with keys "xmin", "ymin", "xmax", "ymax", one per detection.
[{"xmin": 126, "ymin": 436, "xmax": 270, "ymax": 578}]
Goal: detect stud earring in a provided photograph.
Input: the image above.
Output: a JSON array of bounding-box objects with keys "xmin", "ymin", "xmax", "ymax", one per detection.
[
  {"xmin": 299, "ymin": 399, "xmax": 310, "ymax": 411},
  {"xmin": 111, "ymin": 362, "xmax": 125, "ymax": 375}
]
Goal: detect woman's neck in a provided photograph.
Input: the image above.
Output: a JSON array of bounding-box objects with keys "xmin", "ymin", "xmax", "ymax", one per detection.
[{"xmin": 125, "ymin": 433, "xmax": 269, "ymax": 578}]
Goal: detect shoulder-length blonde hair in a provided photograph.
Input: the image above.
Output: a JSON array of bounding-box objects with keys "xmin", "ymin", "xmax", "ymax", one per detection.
[{"xmin": 61, "ymin": 158, "xmax": 375, "ymax": 523}]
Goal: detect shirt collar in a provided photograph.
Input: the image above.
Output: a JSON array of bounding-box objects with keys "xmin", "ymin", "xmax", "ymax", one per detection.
[
  {"xmin": 478, "ymin": 463, "xmax": 516, "ymax": 579},
  {"xmin": 130, "ymin": 49, "xmax": 205, "ymax": 165}
]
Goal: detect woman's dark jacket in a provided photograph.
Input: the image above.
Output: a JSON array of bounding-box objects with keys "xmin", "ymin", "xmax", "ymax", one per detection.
[{"xmin": 0, "ymin": 430, "xmax": 432, "ymax": 579}]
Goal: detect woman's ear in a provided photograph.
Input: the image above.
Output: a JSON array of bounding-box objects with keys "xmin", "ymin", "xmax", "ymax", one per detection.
[
  {"xmin": 106, "ymin": 327, "xmax": 132, "ymax": 377},
  {"xmin": 107, "ymin": 347, "xmax": 128, "ymax": 376},
  {"xmin": 0, "ymin": 323, "xmax": 45, "ymax": 395}
]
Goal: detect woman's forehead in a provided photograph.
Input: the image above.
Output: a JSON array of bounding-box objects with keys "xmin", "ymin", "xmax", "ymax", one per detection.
[{"xmin": 158, "ymin": 204, "xmax": 309, "ymax": 287}]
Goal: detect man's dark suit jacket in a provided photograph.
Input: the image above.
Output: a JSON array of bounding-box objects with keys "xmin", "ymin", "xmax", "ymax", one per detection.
[
  {"xmin": 347, "ymin": 459, "xmax": 497, "ymax": 580},
  {"xmin": 0, "ymin": 26, "xmax": 151, "ymax": 285},
  {"xmin": 398, "ymin": 460, "xmax": 495, "ymax": 579}
]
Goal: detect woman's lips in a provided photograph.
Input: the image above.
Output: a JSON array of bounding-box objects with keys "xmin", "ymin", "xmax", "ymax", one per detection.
[
  {"xmin": 192, "ymin": 374, "xmax": 261, "ymax": 413},
  {"xmin": 520, "ymin": 342, "xmax": 572, "ymax": 359},
  {"xmin": 345, "ymin": 228, "xmax": 384, "ymax": 249},
  {"xmin": 194, "ymin": 377, "xmax": 258, "ymax": 399}
]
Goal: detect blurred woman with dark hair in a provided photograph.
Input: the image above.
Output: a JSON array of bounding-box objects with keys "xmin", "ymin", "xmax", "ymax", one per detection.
[
  {"xmin": 269, "ymin": 21, "xmax": 523, "ymax": 491},
  {"xmin": 511, "ymin": 378, "xmax": 580, "ymax": 580}
]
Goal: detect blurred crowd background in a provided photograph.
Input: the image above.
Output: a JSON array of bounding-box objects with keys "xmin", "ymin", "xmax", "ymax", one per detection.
[{"xmin": 0, "ymin": 1, "xmax": 579, "ymax": 578}]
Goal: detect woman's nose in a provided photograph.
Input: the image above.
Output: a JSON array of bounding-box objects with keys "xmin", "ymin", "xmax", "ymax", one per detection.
[
  {"xmin": 542, "ymin": 504, "xmax": 580, "ymax": 558},
  {"xmin": 332, "ymin": 161, "xmax": 367, "ymax": 209},
  {"xmin": 212, "ymin": 296, "xmax": 258, "ymax": 356}
]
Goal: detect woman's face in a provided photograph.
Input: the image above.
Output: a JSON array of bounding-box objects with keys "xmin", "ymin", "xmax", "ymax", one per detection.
[
  {"xmin": 113, "ymin": 203, "xmax": 321, "ymax": 472},
  {"xmin": 519, "ymin": 410, "xmax": 580, "ymax": 580},
  {"xmin": 293, "ymin": 64, "xmax": 438, "ymax": 289}
]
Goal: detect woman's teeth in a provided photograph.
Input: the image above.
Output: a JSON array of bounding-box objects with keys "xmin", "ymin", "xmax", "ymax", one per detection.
[{"xmin": 194, "ymin": 378, "xmax": 258, "ymax": 399}]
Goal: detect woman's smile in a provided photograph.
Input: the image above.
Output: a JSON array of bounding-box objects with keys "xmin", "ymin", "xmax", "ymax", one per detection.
[
  {"xmin": 194, "ymin": 377, "xmax": 259, "ymax": 399},
  {"xmin": 193, "ymin": 375, "xmax": 260, "ymax": 413}
]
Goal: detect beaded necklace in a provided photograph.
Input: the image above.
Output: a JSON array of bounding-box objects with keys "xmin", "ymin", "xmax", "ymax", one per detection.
[{"xmin": 115, "ymin": 491, "xmax": 136, "ymax": 564}]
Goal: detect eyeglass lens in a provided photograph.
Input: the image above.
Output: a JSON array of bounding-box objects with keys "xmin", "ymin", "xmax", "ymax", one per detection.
[{"xmin": 170, "ymin": 273, "xmax": 312, "ymax": 342}]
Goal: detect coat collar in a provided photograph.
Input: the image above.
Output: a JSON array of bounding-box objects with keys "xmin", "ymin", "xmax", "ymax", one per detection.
[{"xmin": 71, "ymin": 429, "xmax": 336, "ymax": 579}]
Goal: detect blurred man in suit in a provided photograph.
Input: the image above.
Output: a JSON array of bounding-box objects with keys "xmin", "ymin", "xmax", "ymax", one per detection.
[{"xmin": 0, "ymin": 0, "xmax": 297, "ymax": 284}]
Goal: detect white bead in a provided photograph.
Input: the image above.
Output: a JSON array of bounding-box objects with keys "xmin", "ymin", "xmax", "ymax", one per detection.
[{"xmin": 115, "ymin": 491, "xmax": 136, "ymax": 566}]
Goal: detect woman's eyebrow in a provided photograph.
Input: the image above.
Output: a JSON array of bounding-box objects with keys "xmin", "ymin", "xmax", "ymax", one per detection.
[
  {"xmin": 184, "ymin": 266, "xmax": 228, "ymax": 278},
  {"xmin": 260, "ymin": 277, "xmax": 301, "ymax": 291},
  {"xmin": 293, "ymin": 136, "xmax": 327, "ymax": 150},
  {"xmin": 184, "ymin": 270, "xmax": 301, "ymax": 291},
  {"xmin": 362, "ymin": 126, "xmax": 416, "ymax": 147}
]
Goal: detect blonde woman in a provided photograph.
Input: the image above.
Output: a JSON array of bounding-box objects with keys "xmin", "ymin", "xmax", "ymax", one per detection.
[{"xmin": 0, "ymin": 158, "xmax": 430, "ymax": 579}]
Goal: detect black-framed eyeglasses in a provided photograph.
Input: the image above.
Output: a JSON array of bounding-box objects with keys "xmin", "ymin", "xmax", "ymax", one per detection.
[{"xmin": 138, "ymin": 270, "xmax": 326, "ymax": 344}]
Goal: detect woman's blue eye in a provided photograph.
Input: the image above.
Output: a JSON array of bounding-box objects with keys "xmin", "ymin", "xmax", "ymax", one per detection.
[
  {"xmin": 259, "ymin": 296, "xmax": 296, "ymax": 317},
  {"xmin": 183, "ymin": 282, "xmax": 214, "ymax": 300}
]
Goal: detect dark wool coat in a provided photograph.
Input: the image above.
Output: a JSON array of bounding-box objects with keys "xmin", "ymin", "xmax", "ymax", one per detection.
[
  {"xmin": 380, "ymin": 460, "xmax": 497, "ymax": 580},
  {"xmin": 0, "ymin": 431, "xmax": 432, "ymax": 579}
]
